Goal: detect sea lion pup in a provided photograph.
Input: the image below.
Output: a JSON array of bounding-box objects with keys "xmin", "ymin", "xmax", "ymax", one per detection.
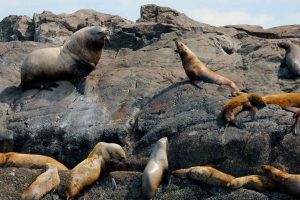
[
  {"xmin": 262, "ymin": 93, "xmax": 300, "ymax": 134},
  {"xmin": 21, "ymin": 163, "xmax": 60, "ymax": 200},
  {"xmin": 0, "ymin": 152, "xmax": 68, "ymax": 170},
  {"xmin": 172, "ymin": 166, "xmax": 235, "ymax": 187},
  {"xmin": 262, "ymin": 165, "xmax": 300, "ymax": 197},
  {"xmin": 227, "ymin": 175, "xmax": 278, "ymax": 193},
  {"xmin": 222, "ymin": 93, "xmax": 266, "ymax": 128},
  {"xmin": 174, "ymin": 39, "xmax": 240, "ymax": 96},
  {"xmin": 278, "ymin": 41, "xmax": 300, "ymax": 77},
  {"xmin": 142, "ymin": 137, "xmax": 169, "ymax": 199},
  {"xmin": 20, "ymin": 26, "xmax": 109, "ymax": 91},
  {"xmin": 65, "ymin": 142, "xmax": 126, "ymax": 199}
]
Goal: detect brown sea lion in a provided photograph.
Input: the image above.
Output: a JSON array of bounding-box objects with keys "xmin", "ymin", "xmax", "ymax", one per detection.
[
  {"xmin": 262, "ymin": 165, "xmax": 300, "ymax": 197},
  {"xmin": 174, "ymin": 39, "xmax": 240, "ymax": 95},
  {"xmin": 278, "ymin": 41, "xmax": 300, "ymax": 77},
  {"xmin": 21, "ymin": 163, "xmax": 60, "ymax": 200},
  {"xmin": 172, "ymin": 166, "xmax": 235, "ymax": 187},
  {"xmin": 227, "ymin": 175, "xmax": 278, "ymax": 193},
  {"xmin": 65, "ymin": 142, "xmax": 126, "ymax": 199},
  {"xmin": 20, "ymin": 26, "xmax": 109, "ymax": 92},
  {"xmin": 0, "ymin": 152, "xmax": 67, "ymax": 170},
  {"xmin": 262, "ymin": 93, "xmax": 300, "ymax": 135},
  {"xmin": 142, "ymin": 137, "xmax": 169, "ymax": 199},
  {"xmin": 222, "ymin": 93, "xmax": 266, "ymax": 128}
]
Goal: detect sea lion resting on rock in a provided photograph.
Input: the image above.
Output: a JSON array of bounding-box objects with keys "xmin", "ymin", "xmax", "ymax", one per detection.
[
  {"xmin": 65, "ymin": 142, "xmax": 126, "ymax": 199},
  {"xmin": 21, "ymin": 163, "xmax": 60, "ymax": 200},
  {"xmin": 0, "ymin": 152, "xmax": 68, "ymax": 170},
  {"xmin": 222, "ymin": 93, "xmax": 266, "ymax": 128},
  {"xmin": 20, "ymin": 26, "xmax": 109, "ymax": 92},
  {"xmin": 262, "ymin": 93, "xmax": 300, "ymax": 135},
  {"xmin": 227, "ymin": 175, "xmax": 278, "ymax": 193},
  {"xmin": 278, "ymin": 41, "xmax": 300, "ymax": 77},
  {"xmin": 262, "ymin": 165, "xmax": 300, "ymax": 197},
  {"xmin": 142, "ymin": 137, "xmax": 169, "ymax": 199},
  {"xmin": 172, "ymin": 166, "xmax": 235, "ymax": 187},
  {"xmin": 174, "ymin": 39, "xmax": 240, "ymax": 96}
]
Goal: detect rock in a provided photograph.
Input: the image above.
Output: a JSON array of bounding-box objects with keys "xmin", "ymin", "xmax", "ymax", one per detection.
[
  {"xmin": 137, "ymin": 4, "xmax": 206, "ymax": 28},
  {"xmin": 0, "ymin": 15, "xmax": 34, "ymax": 42},
  {"xmin": 0, "ymin": 4, "xmax": 299, "ymax": 199},
  {"xmin": 33, "ymin": 9, "xmax": 132, "ymax": 44}
]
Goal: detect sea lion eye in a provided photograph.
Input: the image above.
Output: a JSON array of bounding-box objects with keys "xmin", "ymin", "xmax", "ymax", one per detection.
[{"xmin": 97, "ymin": 32, "xmax": 102, "ymax": 35}]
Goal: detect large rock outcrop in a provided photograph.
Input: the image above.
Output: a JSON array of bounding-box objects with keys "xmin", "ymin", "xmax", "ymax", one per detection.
[{"xmin": 0, "ymin": 4, "xmax": 299, "ymax": 199}]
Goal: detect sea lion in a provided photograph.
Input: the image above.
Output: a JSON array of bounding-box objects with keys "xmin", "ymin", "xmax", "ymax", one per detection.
[
  {"xmin": 142, "ymin": 137, "xmax": 169, "ymax": 199},
  {"xmin": 278, "ymin": 41, "xmax": 300, "ymax": 77},
  {"xmin": 65, "ymin": 142, "xmax": 126, "ymax": 199},
  {"xmin": 227, "ymin": 175, "xmax": 278, "ymax": 193},
  {"xmin": 21, "ymin": 163, "xmax": 60, "ymax": 200},
  {"xmin": 172, "ymin": 166, "xmax": 235, "ymax": 187},
  {"xmin": 222, "ymin": 93, "xmax": 266, "ymax": 128},
  {"xmin": 262, "ymin": 165, "xmax": 300, "ymax": 197},
  {"xmin": 0, "ymin": 152, "xmax": 68, "ymax": 170},
  {"xmin": 262, "ymin": 93, "xmax": 300, "ymax": 135},
  {"xmin": 20, "ymin": 26, "xmax": 109, "ymax": 91},
  {"xmin": 174, "ymin": 39, "xmax": 240, "ymax": 95}
]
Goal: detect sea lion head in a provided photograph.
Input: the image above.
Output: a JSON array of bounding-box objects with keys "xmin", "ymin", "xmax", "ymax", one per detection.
[
  {"xmin": 278, "ymin": 41, "xmax": 291, "ymax": 50},
  {"xmin": 97, "ymin": 142, "xmax": 126, "ymax": 163},
  {"xmin": 171, "ymin": 168, "xmax": 189, "ymax": 178},
  {"xmin": 0, "ymin": 153, "xmax": 6, "ymax": 165},
  {"xmin": 84, "ymin": 26, "xmax": 110, "ymax": 48},
  {"xmin": 248, "ymin": 93, "xmax": 266, "ymax": 109},
  {"xmin": 156, "ymin": 137, "xmax": 168, "ymax": 150},
  {"xmin": 174, "ymin": 39, "xmax": 195, "ymax": 60}
]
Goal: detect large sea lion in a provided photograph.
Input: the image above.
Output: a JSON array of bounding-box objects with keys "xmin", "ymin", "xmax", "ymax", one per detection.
[
  {"xmin": 65, "ymin": 142, "xmax": 126, "ymax": 199},
  {"xmin": 174, "ymin": 39, "xmax": 240, "ymax": 95},
  {"xmin": 227, "ymin": 175, "xmax": 278, "ymax": 193},
  {"xmin": 262, "ymin": 93, "xmax": 300, "ymax": 135},
  {"xmin": 172, "ymin": 166, "xmax": 235, "ymax": 187},
  {"xmin": 21, "ymin": 163, "xmax": 60, "ymax": 200},
  {"xmin": 222, "ymin": 93, "xmax": 266, "ymax": 128},
  {"xmin": 142, "ymin": 137, "xmax": 169, "ymax": 199},
  {"xmin": 20, "ymin": 26, "xmax": 109, "ymax": 91},
  {"xmin": 278, "ymin": 41, "xmax": 300, "ymax": 77},
  {"xmin": 0, "ymin": 152, "xmax": 67, "ymax": 170},
  {"xmin": 262, "ymin": 165, "xmax": 300, "ymax": 197}
]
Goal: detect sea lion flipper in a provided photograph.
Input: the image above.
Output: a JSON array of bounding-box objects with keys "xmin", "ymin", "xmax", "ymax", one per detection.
[
  {"xmin": 189, "ymin": 80, "xmax": 203, "ymax": 90},
  {"xmin": 161, "ymin": 169, "xmax": 171, "ymax": 192},
  {"xmin": 106, "ymin": 175, "xmax": 117, "ymax": 190}
]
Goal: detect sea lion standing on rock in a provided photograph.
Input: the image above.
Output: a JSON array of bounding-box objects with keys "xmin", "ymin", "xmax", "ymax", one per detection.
[
  {"xmin": 222, "ymin": 93, "xmax": 266, "ymax": 128},
  {"xmin": 0, "ymin": 152, "xmax": 68, "ymax": 170},
  {"xmin": 21, "ymin": 163, "xmax": 60, "ymax": 200},
  {"xmin": 65, "ymin": 142, "xmax": 126, "ymax": 199},
  {"xmin": 227, "ymin": 175, "xmax": 278, "ymax": 193},
  {"xmin": 278, "ymin": 41, "xmax": 300, "ymax": 77},
  {"xmin": 262, "ymin": 93, "xmax": 300, "ymax": 135},
  {"xmin": 20, "ymin": 26, "xmax": 109, "ymax": 92},
  {"xmin": 172, "ymin": 166, "xmax": 235, "ymax": 187},
  {"xmin": 142, "ymin": 137, "xmax": 169, "ymax": 199},
  {"xmin": 262, "ymin": 165, "xmax": 300, "ymax": 197},
  {"xmin": 174, "ymin": 39, "xmax": 240, "ymax": 96}
]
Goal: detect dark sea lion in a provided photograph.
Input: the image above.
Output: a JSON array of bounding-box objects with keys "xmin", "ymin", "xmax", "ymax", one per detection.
[
  {"xmin": 278, "ymin": 41, "xmax": 300, "ymax": 77},
  {"xmin": 20, "ymin": 26, "xmax": 109, "ymax": 92}
]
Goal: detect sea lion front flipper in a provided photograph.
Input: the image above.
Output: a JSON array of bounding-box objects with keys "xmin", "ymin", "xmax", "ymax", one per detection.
[
  {"xmin": 161, "ymin": 169, "xmax": 171, "ymax": 192},
  {"xmin": 230, "ymin": 119, "xmax": 246, "ymax": 129},
  {"xmin": 189, "ymin": 80, "xmax": 203, "ymax": 90},
  {"xmin": 106, "ymin": 175, "xmax": 117, "ymax": 190}
]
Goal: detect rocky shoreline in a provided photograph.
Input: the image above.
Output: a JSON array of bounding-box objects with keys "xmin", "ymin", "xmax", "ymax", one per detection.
[{"xmin": 0, "ymin": 4, "xmax": 299, "ymax": 199}]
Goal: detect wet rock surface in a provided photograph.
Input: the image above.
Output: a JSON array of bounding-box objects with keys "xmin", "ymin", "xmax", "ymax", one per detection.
[{"xmin": 0, "ymin": 4, "xmax": 299, "ymax": 200}]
